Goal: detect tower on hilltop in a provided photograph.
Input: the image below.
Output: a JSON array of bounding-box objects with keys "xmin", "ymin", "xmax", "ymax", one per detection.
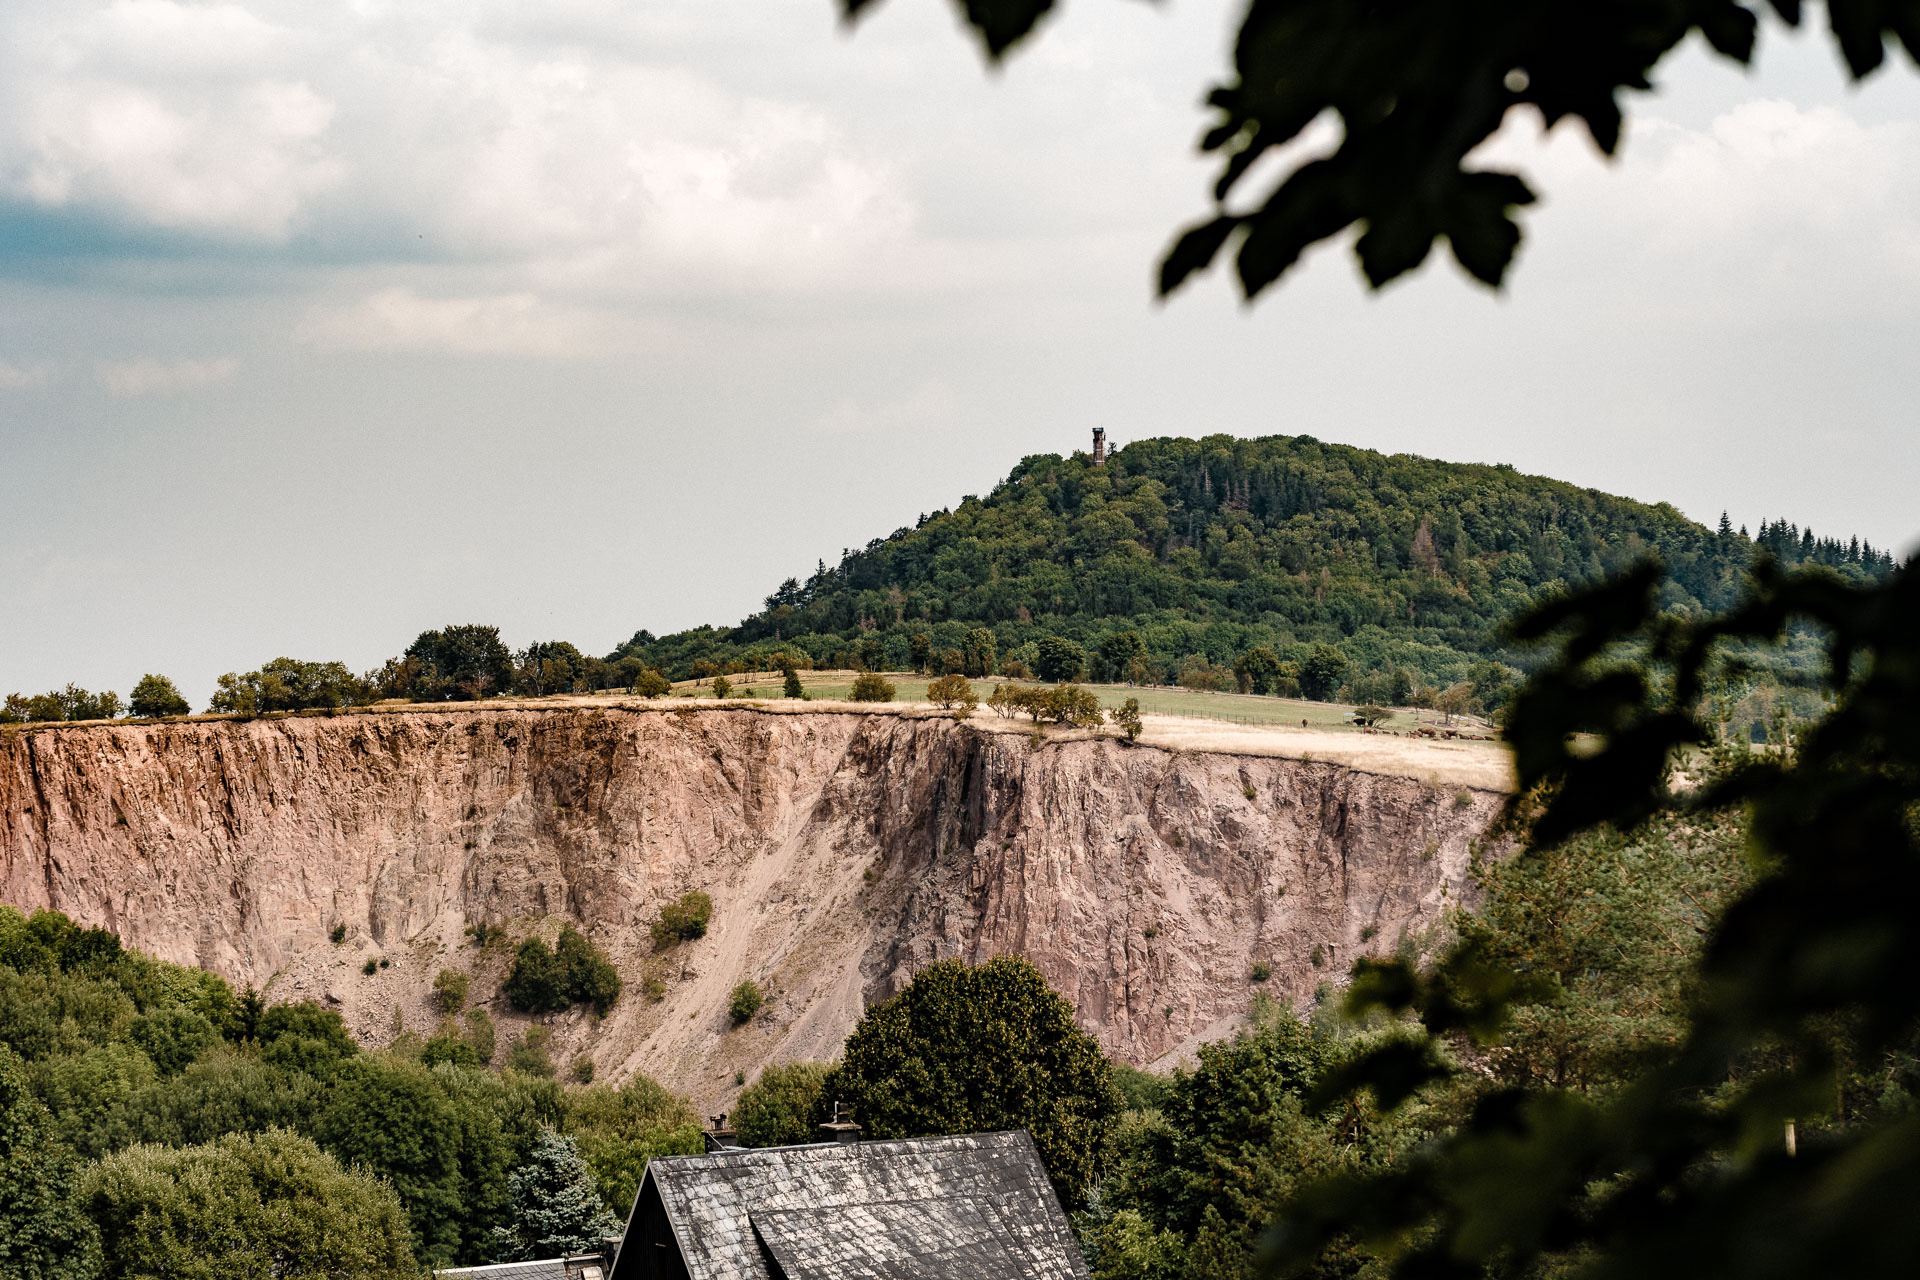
[{"xmin": 1092, "ymin": 427, "xmax": 1106, "ymax": 466}]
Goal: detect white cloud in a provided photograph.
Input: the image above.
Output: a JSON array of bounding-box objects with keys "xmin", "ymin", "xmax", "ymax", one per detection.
[
  {"xmin": 0, "ymin": 361, "xmax": 52, "ymax": 389},
  {"xmin": 812, "ymin": 380, "xmax": 962, "ymax": 436},
  {"xmin": 96, "ymin": 356, "xmax": 237, "ymax": 396},
  {"xmin": 0, "ymin": 2, "xmax": 915, "ymax": 284},
  {"xmin": 292, "ymin": 287, "xmax": 607, "ymax": 357},
  {"xmin": 1484, "ymin": 98, "xmax": 1920, "ymax": 321}
]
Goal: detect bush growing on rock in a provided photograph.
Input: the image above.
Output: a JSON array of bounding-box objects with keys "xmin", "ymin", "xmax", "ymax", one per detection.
[
  {"xmin": 506, "ymin": 1027, "xmax": 555, "ymax": 1078},
  {"xmin": 432, "ymin": 969, "xmax": 469, "ymax": 1014},
  {"xmin": 651, "ymin": 893, "xmax": 712, "ymax": 948},
  {"xmin": 728, "ymin": 981, "xmax": 764, "ymax": 1026},
  {"xmin": 1109, "ymin": 697, "xmax": 1144, "ymax": 741},
  {"xmin": 504, "ymin": 928, "xmax": 621, "ymax": 1016}
]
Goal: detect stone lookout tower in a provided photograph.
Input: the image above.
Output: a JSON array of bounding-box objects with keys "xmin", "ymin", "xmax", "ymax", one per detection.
[{"xmin": 1092, "ymin": 427, "xmax": 1107, "ymax": 466}]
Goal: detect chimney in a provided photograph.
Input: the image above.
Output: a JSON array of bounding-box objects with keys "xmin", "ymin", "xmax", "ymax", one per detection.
[
  {"xmin": 1092, "ymin": 427, "xmax": 1106, "ymax": 467},
  {"xmin": 703, "ymin": 1112, "xmax": 739, "ymax": 1153},
  {"xmin": 818, "ymin": 1100, "xmax": 862, "ymax": 1145}
]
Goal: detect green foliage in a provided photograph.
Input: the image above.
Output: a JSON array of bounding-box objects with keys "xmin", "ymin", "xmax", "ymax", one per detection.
[
  {"xmin": 85, "ymin": 1129, "xmax": 415, "ymax": 1279},
  {"xmin": 310, "ymin": 1057, "xmax": 477, "ymax": 1264},
  {"xmin": 504, "ymin": 927, "xmax": 620, "ymax": 1016},
  {"xmin": 0, "ymin": 1043, "xmax": 102, "ymax": 1278},
  {"xmin": 1108, "ymin": 696, "xmax": 1144, "ymax": 741},
  {"xmin": 399, "ymin": 625, "xmax": 515, "ymax": 701},
  {"xmin": 1034, "ymin": 635, "xmax": 1086, "ymax": 682},
  {"xmin": 505, "ymin": 1027, "xmax": 555, "ymax": 1079},
  {"xmin": 651, "ymin": 892, "xmax": 713, "ymax": 948},
  {"xmin": 1270, "ymin": 559, "xmax": 1920, "ymax": 1278},
  {"xmin": 926, "ymin": 673, "xmax": 977, "ymax": 711},
  {"xmin": 823, "ymin": 956, "xmax": 1121, "ymax": 1209},
  {"xmin": 564, "ymin": 1074, "xmax": 703, "ymax": 1216},
  {"xmin": 0, "ymin": 915, "xmax": 696, "ymax": 1272},
  {"xmin": 634, "ymin": 668, "xmax": 671, "ymax": 698},
  {"xmin": 1111, "ymin": 1063, "xmax": 1172, "ymax": 1114},
  {"xmin": 490, "ymin": 1128, "xmax": 621, "ymax": 1262},
  {"xmin": 127, "ymin": 674, "xmax": 190, "ymax": 718},
  {"xmin": 1349, "ymin": 704, "xmax": 1389, "ymax": 727},
  {"xmin": 712, "ymin": 674, "xmax": 732, "ymax": 699},
  {"xmin": 329, "ymin": 923, "xmax": 346, "ymax": 944},
  {"xmin": 728, "ymin": 980, "xmax": 764, "ymax": 1026},
  {"xmin": 610, "ymin": 437, "xmax": 1889, "ymax": 706},
  {"xmin": 208, "ymin": 659, "xmax": 368, "ymax": 715},
  {"xmin": 1297, "ymin": 644, "xmax": 1348, "ymax": 702},
  {"xmin": 126, "ymin": 1009, "xmax": 218, "ymax": 1076},
  {"xmin": 733, "ymin": 1061, "xmax": 832, "ymax": 1147},
  {"xmin": 782, "ymin": 666, "xmax": 805, "ymax": 698},
  {"xmin": 511, "ymin": 640, "xmax": 587, "ymax": 697},
  {"xmin": 848, "ymin": 671, "xmax": 895, "ymax": 702},
  {"xmin": 0, "ymin": 685, "xmax": 123, "ymax": 723},
  {"xmin": 434, "ymin": 968, "xmax": 470, "ymax": 1014},
  {"xmin": 463, "ymin": 1009, "xmax": 497, "ymax": 1065}
]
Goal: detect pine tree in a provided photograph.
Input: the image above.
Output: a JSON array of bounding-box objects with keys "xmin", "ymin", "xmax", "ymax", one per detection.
[{"xmin": 491, "ymin": 1129, "xmax": 621, "ymax": 1261}]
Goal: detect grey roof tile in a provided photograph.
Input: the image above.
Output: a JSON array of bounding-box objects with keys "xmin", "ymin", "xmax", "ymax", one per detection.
[{"xmin": 645, "ymin": 1131, "xmax": 1088, "ymax": 1280}]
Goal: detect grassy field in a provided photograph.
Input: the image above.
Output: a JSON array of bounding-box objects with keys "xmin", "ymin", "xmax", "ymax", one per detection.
[{"xmin": 662, "ymin": 670, "xmax": 1490, "ymax": 737}]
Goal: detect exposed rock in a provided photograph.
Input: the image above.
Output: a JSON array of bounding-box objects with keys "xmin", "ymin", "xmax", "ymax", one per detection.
[{"xmin": 0, "ymin": 707, "xmax": 1502, "ymax": 1108}]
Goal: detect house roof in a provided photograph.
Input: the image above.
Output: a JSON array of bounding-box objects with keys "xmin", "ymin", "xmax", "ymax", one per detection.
[
  {"xmin": 638, "ymin": 1131, "xmax": 1089, "ymax": 1280},
  {"xmin": 434, "ymin": 1256, "xmax": 609, "ymax": 1280}
]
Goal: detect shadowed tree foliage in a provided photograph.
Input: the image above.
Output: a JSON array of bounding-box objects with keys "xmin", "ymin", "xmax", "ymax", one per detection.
[
  {"xmin": 1263, "ymin": 558, "xmax": 1920, "ymax": 1278},
  {"xmin": 822, "ymin": 956, "xmax": 1121, "ymax": 1210},
  {"xmin": 844, "ymin": 0, "xmax": 1920, "ymax": 298}
]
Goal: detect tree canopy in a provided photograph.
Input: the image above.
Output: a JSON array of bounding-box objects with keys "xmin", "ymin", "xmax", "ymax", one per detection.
[{"xmin": 822, "ymin": 956, "xmax": 1121, "ymax": 1209}]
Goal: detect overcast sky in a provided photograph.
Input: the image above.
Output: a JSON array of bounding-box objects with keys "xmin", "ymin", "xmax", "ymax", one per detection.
[{"xmin": 3, "ymin": 1, "xmax": 1918, "ymax": 706}]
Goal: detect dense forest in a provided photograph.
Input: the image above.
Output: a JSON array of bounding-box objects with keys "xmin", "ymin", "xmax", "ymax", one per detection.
[
  {"xmin": 611, "ymin": 435, "xmax": 1898, "ymax": 691},
  {"xmin": 3, "ymin": 436, "xmax": 1901, "ymax": 727}
]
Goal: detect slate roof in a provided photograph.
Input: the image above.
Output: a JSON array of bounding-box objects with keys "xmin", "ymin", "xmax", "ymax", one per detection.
[
  {"xmin": 435, "ymin": 1256, "xmax": 609, "ymax": 1280},
  {"xmin": 641, "ymin": 1131, "xmax": 1089, "ymax": 1280}
]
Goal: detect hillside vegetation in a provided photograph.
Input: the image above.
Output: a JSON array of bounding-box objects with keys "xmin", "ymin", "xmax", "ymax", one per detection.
[{"xmin": 613, "ymin": 435, "xmax": 1895, "ymax": 694}]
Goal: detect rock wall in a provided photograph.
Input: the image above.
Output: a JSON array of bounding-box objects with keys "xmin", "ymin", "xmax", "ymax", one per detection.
[{"xmin": 0, "ymin": 707, "xmax": 1501, "ymax": 1107}]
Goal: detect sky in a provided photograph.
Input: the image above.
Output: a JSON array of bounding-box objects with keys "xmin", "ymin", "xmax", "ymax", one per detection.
[{"xmin": 3, "ymin": 0, "xmax": 1918, "ymax": 707}]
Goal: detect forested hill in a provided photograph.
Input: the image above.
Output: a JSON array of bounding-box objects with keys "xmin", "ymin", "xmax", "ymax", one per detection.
[{"xmin": 616, "ymin": 434, "xmax": 1897, "ymax": 693}]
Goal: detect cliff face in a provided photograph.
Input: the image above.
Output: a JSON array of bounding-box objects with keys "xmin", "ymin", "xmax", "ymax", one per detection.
[{"xmin": 0, "ymin": 708, "xmax": 1500, "ymax": 1106}]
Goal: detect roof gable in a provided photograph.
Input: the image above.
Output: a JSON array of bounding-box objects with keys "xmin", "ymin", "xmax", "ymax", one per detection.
[{"xmin": 638, "ymin": 1131, "xmax": 1087, "ymax": 1280}]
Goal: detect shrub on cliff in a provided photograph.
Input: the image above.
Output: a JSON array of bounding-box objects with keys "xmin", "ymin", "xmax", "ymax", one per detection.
[
  {"xmin": 504, "ymin": 927, "xmax": 621, "ymax": 1016},
  {"xmin": 432, "ymin": 969, "xmax": 469, "ymax": 1014},
  {"xmin": 1109, "ymin": 697, "xmax": 1144, "ymax": 741},
  {"xmin": 650, "ymin": 893, "xmax": 712, "ymax": 948},
  {"xmin": 727, "ymin": 981, "xmax": 763, "ymax": 1026},
  {"xmin": 733, "ymin": 1061, "xmax": 831, "ymax": 1147},
  {"xmin": 925, "ymin": 674, "xmax": 976, "ymax": 712},
  {"xmin": 127, "ymin": 675, "xmax": 190, "ymax": 719},
  {"xmin": 822, "ymin": 956, "xmax": 1121, "ymax": 1209},
  {"xmin": 0, "ymin": 685, "xmax": 122, "ymax": 724},
  {"xmin": 848, "ymin": 672, "xmax": 895, "ymax": 702}
]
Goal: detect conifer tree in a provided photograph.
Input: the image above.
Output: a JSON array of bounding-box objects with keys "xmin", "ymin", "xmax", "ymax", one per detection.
[{"xmin": 490, "ymin": 1128, "xmax": 621, "ymax": 1262}]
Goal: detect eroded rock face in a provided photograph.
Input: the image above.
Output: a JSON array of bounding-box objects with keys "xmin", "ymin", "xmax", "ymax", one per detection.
[{"xmin": 0, "ymin": 708, "xmax": 1500, "ymax": 1107}]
